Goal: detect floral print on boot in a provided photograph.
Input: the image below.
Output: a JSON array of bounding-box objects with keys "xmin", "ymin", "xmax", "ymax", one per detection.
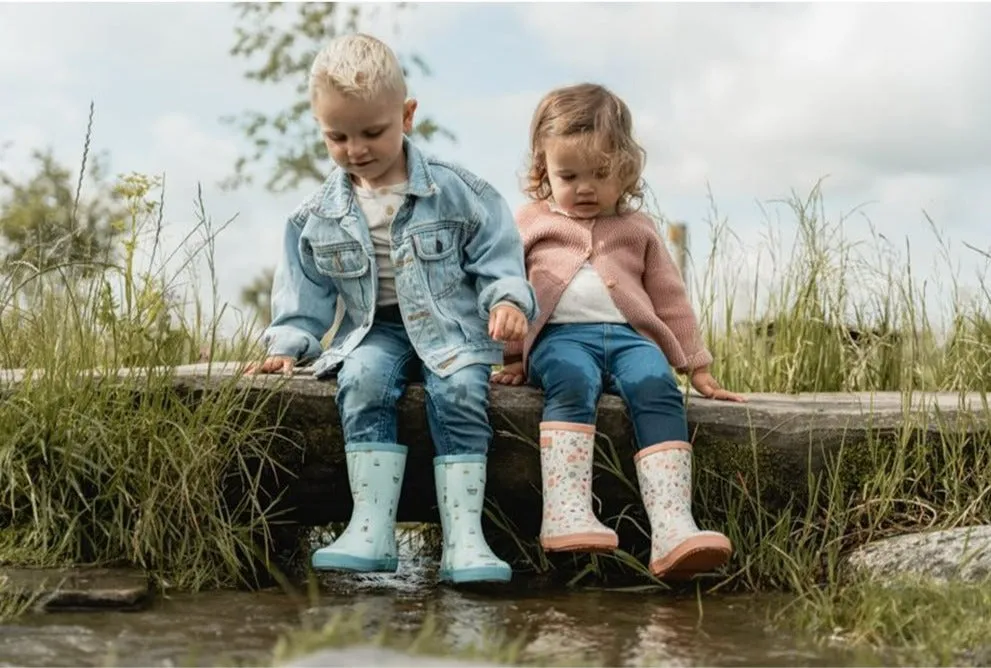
[
  {"xmin": 311, "ymin": 442, "xmax": 406, "ymax": 573},
  {"xmin": 539, "ymin": 421, "xmax": 619, "ymax": 553},
  {"xmin": 635, "ymin": 442, "xmax": 732, "ymax": 579},
  {"xmin": 434, "ymin": 454, "xmax": 512, "ymax": 584}
]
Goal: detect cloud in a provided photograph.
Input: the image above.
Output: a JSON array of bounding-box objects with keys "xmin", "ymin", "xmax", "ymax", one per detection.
[
  {"xmin": 148, "ymin": 113, "xmax": 240, "ymax": 191},
  {"xmin": 432, "ymin": 90, "xmax": 546, "ymax": 209},
  {"xmin": 514, "ymin": 3, "xmax": 991, "ymax": 196},
  {"xmin": 358, "ymin": 3, "xmax": 471, "ymax": 51}
]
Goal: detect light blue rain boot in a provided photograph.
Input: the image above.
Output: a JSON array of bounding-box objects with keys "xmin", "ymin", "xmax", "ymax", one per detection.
[
  {"xmin": 311, "ymin": 442, "xmax": 407, "ymax": 573},
  {"xmin": 434, "ymin": 454, "xmax": 512, "ymax": 584}
]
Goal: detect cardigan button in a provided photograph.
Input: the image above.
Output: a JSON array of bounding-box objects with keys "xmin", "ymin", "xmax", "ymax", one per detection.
[{"xmin": 605, "ymin": 279, "xmax": 617, "ymax": 288}]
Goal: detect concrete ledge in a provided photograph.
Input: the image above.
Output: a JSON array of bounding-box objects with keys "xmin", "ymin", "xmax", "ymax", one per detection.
[
  {"xmin": 6, "ymin": 363, "xmax": 989, "ymax": 555},
  {"xmin": 161, "ymin": 364, "xmax": 991, "ymax": 537}
]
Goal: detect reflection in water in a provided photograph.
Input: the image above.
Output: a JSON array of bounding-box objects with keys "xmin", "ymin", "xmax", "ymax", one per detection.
[{"xmin": 0, "ymin": 557, "xmax": 859, "ymax": 667}]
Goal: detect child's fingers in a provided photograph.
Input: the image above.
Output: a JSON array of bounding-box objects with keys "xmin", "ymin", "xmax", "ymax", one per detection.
[
  {"xmin": 492, "ymin": 311, "xmax": 506, "ymax": 341},
  {"xmin": 493, "ymin": 308, "xmax": 514, "ymax": 341},
  {"xmin": 490, "ymin": 307, "xmax": 529, "ymax": 342},
  {"xmin": 491, "ymin": 371, "xmax": 524, "ymax": 386},
  {"xmin": 513, "ymin": 313, "xmax": 527, "ymax": 340},
  {"xmin": 503, "ymin": 312, "xmax": 526, "ymax": 341},
  {"xmin": 245, "ymin": 356, "xmax": 296, "ymax": 376},
  {"xmin": 489, "ymin": 310, "xmax": 504, "ymax": 340},
  {"xmin": 500, "ymin": 317, "xmax": 515, "ymax": 341},
  {"xmin": 709, "ymin": 387, "xmax": 745, "ymax": 403}
]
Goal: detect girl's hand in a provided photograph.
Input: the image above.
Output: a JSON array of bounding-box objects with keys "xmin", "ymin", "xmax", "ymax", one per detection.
[
  {"xmin": 691, "ymin": 367, "xmax": 746, "ymax": 402},
  {"xmin": 245, "ymin": 355, "xmax": 295, "ymax": 376},
  {"xmin": 491, "ymin": 361, "xmax": 525, "ymax": 385}
]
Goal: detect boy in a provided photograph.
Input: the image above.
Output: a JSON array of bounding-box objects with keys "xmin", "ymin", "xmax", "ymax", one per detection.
[{"xmin": 245, "ymin": 33, "xmax": 536, "ymax": 585}]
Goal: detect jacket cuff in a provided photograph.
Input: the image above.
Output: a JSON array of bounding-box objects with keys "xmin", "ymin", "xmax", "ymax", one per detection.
[
  {"xmin": 262, "ymin": 326, "xmax": 323, "ymax": 361},
  {"xmin": 477, "ymin": 277, "xmax": 538, "ymax": 321},
  {"xmin": 679, "ymin": 348, "xmax": 714, "ymax": 374}
]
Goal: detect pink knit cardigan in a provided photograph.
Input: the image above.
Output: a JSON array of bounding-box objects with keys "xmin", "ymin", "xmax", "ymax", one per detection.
[{"xmin": 505, "ymin": 200, "xmax": 713, "ymax": 375}]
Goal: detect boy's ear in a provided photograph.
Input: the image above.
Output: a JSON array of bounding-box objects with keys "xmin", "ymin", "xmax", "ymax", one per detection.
[{"xmin": 402, "ymin": 98, "xmax": 418, "ymax": 134}]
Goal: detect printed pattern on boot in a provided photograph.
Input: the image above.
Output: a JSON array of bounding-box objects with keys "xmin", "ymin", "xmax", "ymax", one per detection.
[
  {"xmin": 312, "ymin": 446, "xmax": 406, "ymax": 573},
  {"xmin": 636, "ymin": 443, "xmax": 732, "ymax": 579},
  {"xmin": 539, "ymin": 422, "xmax": 618, "ymax": 552},
  {"xmin": 435, "ymin": 456, "xmax": 512, "ymax": 584}
]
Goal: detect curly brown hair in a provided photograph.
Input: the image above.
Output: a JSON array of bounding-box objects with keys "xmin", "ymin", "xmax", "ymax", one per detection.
[{"xmin": 524, "ymin": 83, "xmax": 647, "ymax": 214}]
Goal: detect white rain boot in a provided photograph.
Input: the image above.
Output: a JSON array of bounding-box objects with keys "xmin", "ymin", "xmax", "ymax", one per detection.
[
  {"xmin": 538, "ymin": 421, "xmax": 619, "ymax": 553},
  {"xmin": 311, "ymin": 442, "xmax": 406, "ymax": 573},
  {"xmin": 434, "ymin": 454, "xmax": 512, "ymax": 584},
  {"xmin": 635, "ymin": 441, "xmax": 732, "ymax": 579}
]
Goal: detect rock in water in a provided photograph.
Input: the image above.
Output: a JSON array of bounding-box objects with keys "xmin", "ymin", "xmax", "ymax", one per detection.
[
  {"xmin": 845, "ymin": 525, "xmax": 991, "ymax": 583},
  {"xmin": 0, "ymin": 567, "xmax": 151, "ymax": 611}
]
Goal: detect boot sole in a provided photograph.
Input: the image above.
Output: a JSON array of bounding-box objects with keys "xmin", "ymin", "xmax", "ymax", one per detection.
[
  {"xmin": 650, "ymin": 535, "xmax": 732, "ymax": 580},
  {"xmin": 541, "ymin": 532, "xmax": 619, "ymax": 554},
  {"xmin": 311, "ymin": 552, "xmax": 399, "ymax": 573},
  {"xmin": 439, "ymin": 566, "xmax": 512, "ymax": 584}
]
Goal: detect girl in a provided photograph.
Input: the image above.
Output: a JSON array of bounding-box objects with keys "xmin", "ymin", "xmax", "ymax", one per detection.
[{"xmin": 492, "ymin": 83, "xmax": 745, "ymax": 580}]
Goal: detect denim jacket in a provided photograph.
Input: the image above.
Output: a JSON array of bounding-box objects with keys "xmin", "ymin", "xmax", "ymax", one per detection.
[{"xmin": 263, "ymin": 137, "xmax": 538, "ymax": 379}]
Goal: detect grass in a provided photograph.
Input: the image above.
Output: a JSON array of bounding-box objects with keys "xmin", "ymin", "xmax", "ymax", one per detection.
[
  {"xmin": 694, "ymin": 180, "xmax": 991, "ymax": 393},
  {"xmin": 0, "ymin": 575, "xmax": 43, "ymax": 621},
  {"xmin": 779, "ymin": 574, "xmax": 991, "ymax": 666},
  {"xmin": 0, "ymin": 129, "xmax": 291, "ymax": 608}
]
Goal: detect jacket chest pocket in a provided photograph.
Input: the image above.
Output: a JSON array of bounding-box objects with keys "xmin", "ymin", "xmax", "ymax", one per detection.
[
  {"xmin": 312, "ymin": 241, "xmax": 371, "ymax": 310},
  {"xmin": 411, "ymin": 225, "xmax": 462, "ymax": 298}
]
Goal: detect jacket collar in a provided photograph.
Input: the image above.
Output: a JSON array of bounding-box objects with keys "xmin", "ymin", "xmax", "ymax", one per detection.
[{"xmin": 312, "ymin": 136, "xmax": 439, "ymax": 219}]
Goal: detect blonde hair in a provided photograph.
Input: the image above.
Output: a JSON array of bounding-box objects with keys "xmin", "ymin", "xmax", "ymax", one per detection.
[
  {"xmin": 525, "ymin": 83, "xmax": 646, "ymax": 213},
  {"xmin": 309, "ymin": 33, "xmax": 407, "ymax": 101}
]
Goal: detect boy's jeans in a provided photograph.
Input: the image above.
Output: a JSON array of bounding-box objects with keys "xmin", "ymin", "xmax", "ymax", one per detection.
[
  {"xmin": 335, "ymin": 318, "xmax": 492, "ymax": 456},
  {"xmin": 528, "ymin": 323, "xmax": 689, "ymax": 448}
]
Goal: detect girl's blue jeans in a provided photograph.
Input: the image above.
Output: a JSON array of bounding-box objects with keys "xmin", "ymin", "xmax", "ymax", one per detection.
[{"xmin": 528, "ymin": 323, "xmax": 689, "ymax": 448}]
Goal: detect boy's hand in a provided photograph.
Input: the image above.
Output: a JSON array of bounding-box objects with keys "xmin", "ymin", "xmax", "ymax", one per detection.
[
  {"xmin": 691, "ymin": 367, "xmax": 746, "ymax": 402},
  {"xmin": 491, "ymin": 361, "xmax": 525, "ymax": 385},
  {"xmin": 488, "ymin": 303, "xmax": 528, "ymax": 342},
  {"xmin": 245, "ymin": 355, "xmax": 296, "ymax": 377}
]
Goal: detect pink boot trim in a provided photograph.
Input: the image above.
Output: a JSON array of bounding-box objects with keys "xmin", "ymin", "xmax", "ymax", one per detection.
[
  {"xmin": 634, "ymin": 440, "xmax": 691, "ymax": 462},
  {"xmin": 649, "ymin": 533, "xmax": 733, "ymax": 579},
  {"xmin": 542, "ymin": 531, "xmax": 620, "ymax": 553}
]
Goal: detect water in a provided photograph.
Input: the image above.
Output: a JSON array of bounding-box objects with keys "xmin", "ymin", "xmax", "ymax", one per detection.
[{"xmin": 0, "ymin": 558, "xmax": 860, "ymax": 667}]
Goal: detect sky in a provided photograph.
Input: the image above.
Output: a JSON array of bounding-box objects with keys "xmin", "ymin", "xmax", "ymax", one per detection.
[{"xmin": 1, "ymin": 1, "xmax": 990, "ymax": 337}]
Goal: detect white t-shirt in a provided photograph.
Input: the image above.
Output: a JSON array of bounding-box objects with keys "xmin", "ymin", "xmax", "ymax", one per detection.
[
  {"xmin": 353, "ymin": 182, "xmax": 407, "ymax": 307},
  {"xmin": 548, "ymin": 261, "xmax": 627, "ymax": 324}
]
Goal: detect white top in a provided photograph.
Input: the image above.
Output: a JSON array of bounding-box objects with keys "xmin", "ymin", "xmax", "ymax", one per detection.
[
  {"xmin": 548, "ymin": 261, "xmax": 627, "ymax": 324},
  {"xmin": 353, "ymin": 182, "xmax": 407, "ymax": 307}
]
